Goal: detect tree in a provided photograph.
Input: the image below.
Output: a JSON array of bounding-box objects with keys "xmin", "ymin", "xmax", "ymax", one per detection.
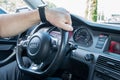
[
  {"xmin": 86, "ymin": 0, "xmax": 97, "ymax": 22},
  {"xmin": 85, "ymin": 0, "xmax": 89, "ymax": 19}
]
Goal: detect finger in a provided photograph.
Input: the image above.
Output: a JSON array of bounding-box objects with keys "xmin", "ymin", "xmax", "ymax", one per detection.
[
  {"xmin": 65, "ymin": 14, "xmax": 72, "ymax": 25},
  {"xmin": 65, "ymin": 18, "xmax": 72, "ymax": 25},
  {"xmin": 57, "ymin": 22, "xmax": 73, "ymax": 31}
]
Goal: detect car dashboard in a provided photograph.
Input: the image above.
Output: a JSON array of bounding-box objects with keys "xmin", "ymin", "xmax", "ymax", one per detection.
[
  {"xmin": 37, "ymin": 15, "xmax": 120, "ymax": 80},
  {"xmin": 19, "ymin": 14, "xmax": 120, "ymax": 80}
]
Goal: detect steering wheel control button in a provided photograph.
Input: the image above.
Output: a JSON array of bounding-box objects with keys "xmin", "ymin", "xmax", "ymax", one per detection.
[{"xmin": 51, "ymin": 37, "xmax": 57, "ymax": 49}]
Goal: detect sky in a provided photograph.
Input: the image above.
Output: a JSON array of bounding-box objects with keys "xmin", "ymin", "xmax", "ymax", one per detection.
[
  {"xmin": 46, "ymin": 0, "xmax": 87, "ymax": 17},
  {"xmin": 98, "ymin": 0, "xmax": 120, "ymax": 18},
  {"xmin": 46, "ymin": 0, "xmax": 120, "ymax": 19}
]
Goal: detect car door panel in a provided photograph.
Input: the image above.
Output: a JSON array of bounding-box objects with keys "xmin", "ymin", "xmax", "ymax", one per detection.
[{"xmin": 0, "ymin": 37, "xmax": 17, "ymax": 62}]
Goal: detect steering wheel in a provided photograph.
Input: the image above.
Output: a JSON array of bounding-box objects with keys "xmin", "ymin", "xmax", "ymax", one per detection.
[{"xmin": 16, "ymin": 25, "xmax": 69, "ymax": 78}]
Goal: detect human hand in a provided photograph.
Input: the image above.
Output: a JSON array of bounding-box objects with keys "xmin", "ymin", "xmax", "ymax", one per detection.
[{"xmin": 45, "ymin": 8, "xmax": 73, "ymax": 31}]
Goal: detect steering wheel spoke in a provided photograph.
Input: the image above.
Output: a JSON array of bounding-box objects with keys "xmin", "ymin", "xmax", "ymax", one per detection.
[
  {"xmin": 51, "ymin": 36, "xmax": 59, "ymax": 50},
  {"xmin": 19, "ymin": 40, "xmax": 29, "ymax": 48},
  {"xmin": 29, "ymin": 62, "xmax": 44, "ymax": 71}
]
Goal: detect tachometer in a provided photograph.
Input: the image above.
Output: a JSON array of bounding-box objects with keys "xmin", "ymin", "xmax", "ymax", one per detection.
[{"xmin": 73, "ymin": 28, "xmax": 92, "ymax": 47}]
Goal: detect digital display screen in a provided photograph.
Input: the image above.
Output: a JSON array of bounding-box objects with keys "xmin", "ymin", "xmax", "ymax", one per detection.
[{"xmin": 109, "ymin": 41, "xmax": 120, "ymax": 54}]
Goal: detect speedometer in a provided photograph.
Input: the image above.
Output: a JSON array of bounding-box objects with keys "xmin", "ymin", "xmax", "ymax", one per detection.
[{"xmin": 73, "ymin": 28, "xmax": 92, "ymax": 47}]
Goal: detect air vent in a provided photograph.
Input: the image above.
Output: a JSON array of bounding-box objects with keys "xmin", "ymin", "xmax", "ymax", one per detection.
[{"xmin": 96, "ymin": 56, "xmax": 120, "ymax": 74}]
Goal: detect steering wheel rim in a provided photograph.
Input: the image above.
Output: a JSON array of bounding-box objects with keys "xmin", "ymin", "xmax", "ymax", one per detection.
[{"xmin": 16, "ymin": 25, "xmax": 69, "ymax": 78}]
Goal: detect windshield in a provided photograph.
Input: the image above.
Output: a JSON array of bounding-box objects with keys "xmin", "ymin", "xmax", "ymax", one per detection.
[
  {"xmin": 0, "ymin": 0, "xmax": 120, "ymax": 23},
  {"xmin": 45, "ymin": 0, "xmax": 120, "ymax": 23},
  {"xmin": 45, "ymin": 0, "xmax": 86, "ymax": 18}
]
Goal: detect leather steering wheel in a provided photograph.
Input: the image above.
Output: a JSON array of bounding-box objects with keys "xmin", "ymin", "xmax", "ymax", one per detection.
[{"xmin": 16, "ymin": 25, "xmax": 69, "ymax": 78}]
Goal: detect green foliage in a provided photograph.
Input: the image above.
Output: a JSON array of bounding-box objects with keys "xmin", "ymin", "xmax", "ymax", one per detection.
[
  {"xmin": 85, "ymin": 0, "xmax": 89, "ymax": 19},
  {"xmin": 91, "ymin": 0, "xmax": 97, "ymax": 22},
  {"xmin": 85, "ymin": 0, "xmax": 97, "ymax": 22}
]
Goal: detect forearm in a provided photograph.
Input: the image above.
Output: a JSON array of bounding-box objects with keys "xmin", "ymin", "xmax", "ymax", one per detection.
[
  {"xmin": 0, "ymin": 7, "xmax": 73, "ymax": 37},
  {"xmin": 0, "ymin": 10, "xmax": 40, "ymax": 37}
]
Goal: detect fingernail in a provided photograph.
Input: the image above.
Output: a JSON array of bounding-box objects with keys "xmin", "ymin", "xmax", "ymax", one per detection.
[{"xmin": 68, "ymin": 26, "xmax": 73, "ymax": 31}]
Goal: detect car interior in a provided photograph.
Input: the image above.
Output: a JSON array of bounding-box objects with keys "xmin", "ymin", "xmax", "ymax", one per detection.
[{"xmin": 0, "ymin": 0, "xmax": 120, "ymax": 80}]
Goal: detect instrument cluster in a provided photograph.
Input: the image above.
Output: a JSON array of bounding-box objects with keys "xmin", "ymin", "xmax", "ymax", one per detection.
[
  {"xmin": 73, "ymin": 27, "xmax": 93, "ymax": 47},
  {"xmin": 49, "ymin": 26, "xmax": 93, "ymax": 47}
]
